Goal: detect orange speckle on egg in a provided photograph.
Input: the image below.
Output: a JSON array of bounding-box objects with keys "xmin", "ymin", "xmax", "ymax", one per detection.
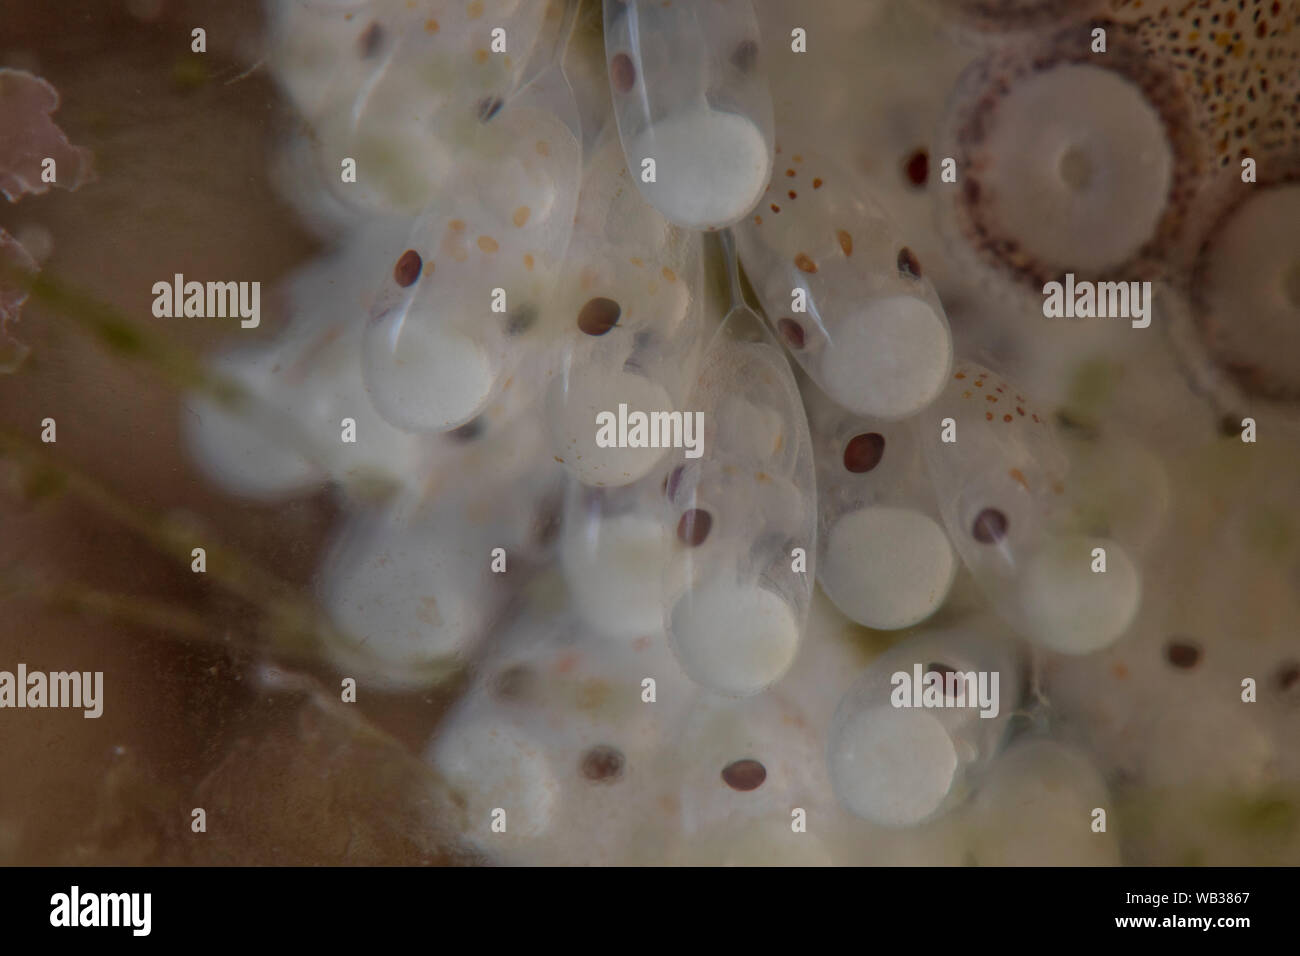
[
  {"xmin": 523, "ymin": 253, "xmax": 534, "ymax": 271},
  {"xmin": 1009, "ymin": 468, "xmax": 1028, "ymax": 489},
  {"xmin": 812, "ymin": 177, "xmax": 823, "ymax": 189},
  {"xmin": 477, "ymin": 236, "xmax": 499, "ymax": 253},
  {"xmin": 425, "ymin": 17, "xmax": 439, "ymax": 32},
  {"xmin": 771, "ymin": 203, "xmax": 781, "ymax": 213},
  {"xmin": 1003, "ymin": 414, "xmax": 1013, "ymax": 422},
  {"xmin": 837, "ymin": 230, "xmax": 853, "ymax": 256},
  {"xmin": 1016, "ymin": 406, "xmax": 1025, "ymax": 416},
  {"xmin": 512, "ymin": 206, "xmax": 531, "ymax": 227},
  {"xmin": 536, "ymin": 140, "xmax": 550, "ymax": 156},
  {"xmin": 794, "ymin": 253, "xmax": 817, "ymax": 273},
  {"xmin": 785, "ymin": 168, "xmax": 796, "ymax": 177},
  {"xmin": 662, "ymin": 267, "xmax": 676, "ymax": 282},
  {"xmin": 1112, "ymin": 662, "xmax": 1129, "ymax": 680},
  {"xmin": 985, "ymin": 411, "xmax": 994, "ymax": 421},
  {"xmin": 753, "ymin": 215, "xmax": 763, "ymax": 225},
  {"xmin": 963, "ymin": 390, "xmax": 972, "ymax": 399},
  {"xmin": 974, "ymin": 380, "xmax": 984, "ymax": 387},
  {"xmin": 474, "ymin": 49, "xmax": 489, "ymax": 64},
  {"xmin": 955, "ymin": 372, "xmax": 966, "ymax": 380},
  {"xmin": 449, "ymin": 219, "xmax": 466, "ymax": 232},
  {"xmin": 629, "ymin": 256, "xmax": 644, "ymax": 267}
]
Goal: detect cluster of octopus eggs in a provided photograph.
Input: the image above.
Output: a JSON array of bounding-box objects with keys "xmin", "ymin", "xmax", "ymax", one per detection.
[{"xmin": 196, "ymin": 0, "xmax": 1300, "ymax": 862}]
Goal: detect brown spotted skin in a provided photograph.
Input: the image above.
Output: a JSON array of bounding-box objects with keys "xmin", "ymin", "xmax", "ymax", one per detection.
[
  {"xmin": 950, "ymin": 362, "xmax": 1047, "ymax": 429},
  {"xmin": 942, "ymin": 3, "xmax": 1300, "ymax": 291},
  {"xmin": 942, "ymin": 21, "xmax": 1204, "ymax": 289}
]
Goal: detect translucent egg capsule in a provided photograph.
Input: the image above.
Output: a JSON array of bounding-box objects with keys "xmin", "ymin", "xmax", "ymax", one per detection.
[
  {"xmin": 544, "ymin": 230, "xmax": 703, "ymax": 486},
  {"xmin": 1044, "ymin": 631, "xmax": 1284, "ymax": 810},
  {"xmin": 826, "ymin": 620, "xmax": 1022, "ymax": 827},
  {"xmin": 317, "ymin": 506, "xmax": 500, "ymax": 689},
  {"xmin": 428, "ymin": 606, "xmax": 695, "ymax": 864},
  {"xmin": 964, "ymin": 738, "xmax": 1120, "ymax": 866},
  {"xmin": 361, "ymin": 81, "xmax": 582, "ymax": 434},
  {"xmin": 266, "ymin": 0, "xmax": 396, "ymax": 127},
  {"xmin": 543, "ymin": 134, "xmax": 705, "ymax": 486},
  {"xmin": 638, "ymin": 691, "xmax": 842, "ymax": 866},
  {"xmin": 1039, "ymin": 436, "xmax": 1300, "ymax": 818},
  {"xmin": 184, "ymin": 220, "xmax": 434, "ymax": 502},
  {"xmin": 734, "ymin": 150, "xmax": 953, "ymax": 420},
  {"xmin": 181, "ymin": 341, "xmax": 323, "ymax": 501},
  {"xmin": 558, "ymin": 474, "xmax": 672, "ymax": 642},
  {"xmin": 269, "ymin": 0, "xmax": 556, "ymax": 217},
  {"xmin": 918, "ymin": 360, "xmax": 1142, "ymax": 655},
  {"xmin": 427, "ymin": 697, "xmax": 562, "ymax": 856},
  {"xmin": 662, "ymin": 269, "xmax": 816, "ymax": 697},
  {"xmin": 802, "ymin": 379, "xmax": 957, "ymax": 631},
  {"xmin": 318, "ymin": 404, "xmax": 563, "ymax": 688},
  {"xmin": 602, "ymin": 0, "xmax": 774, "ymax": 230}
]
